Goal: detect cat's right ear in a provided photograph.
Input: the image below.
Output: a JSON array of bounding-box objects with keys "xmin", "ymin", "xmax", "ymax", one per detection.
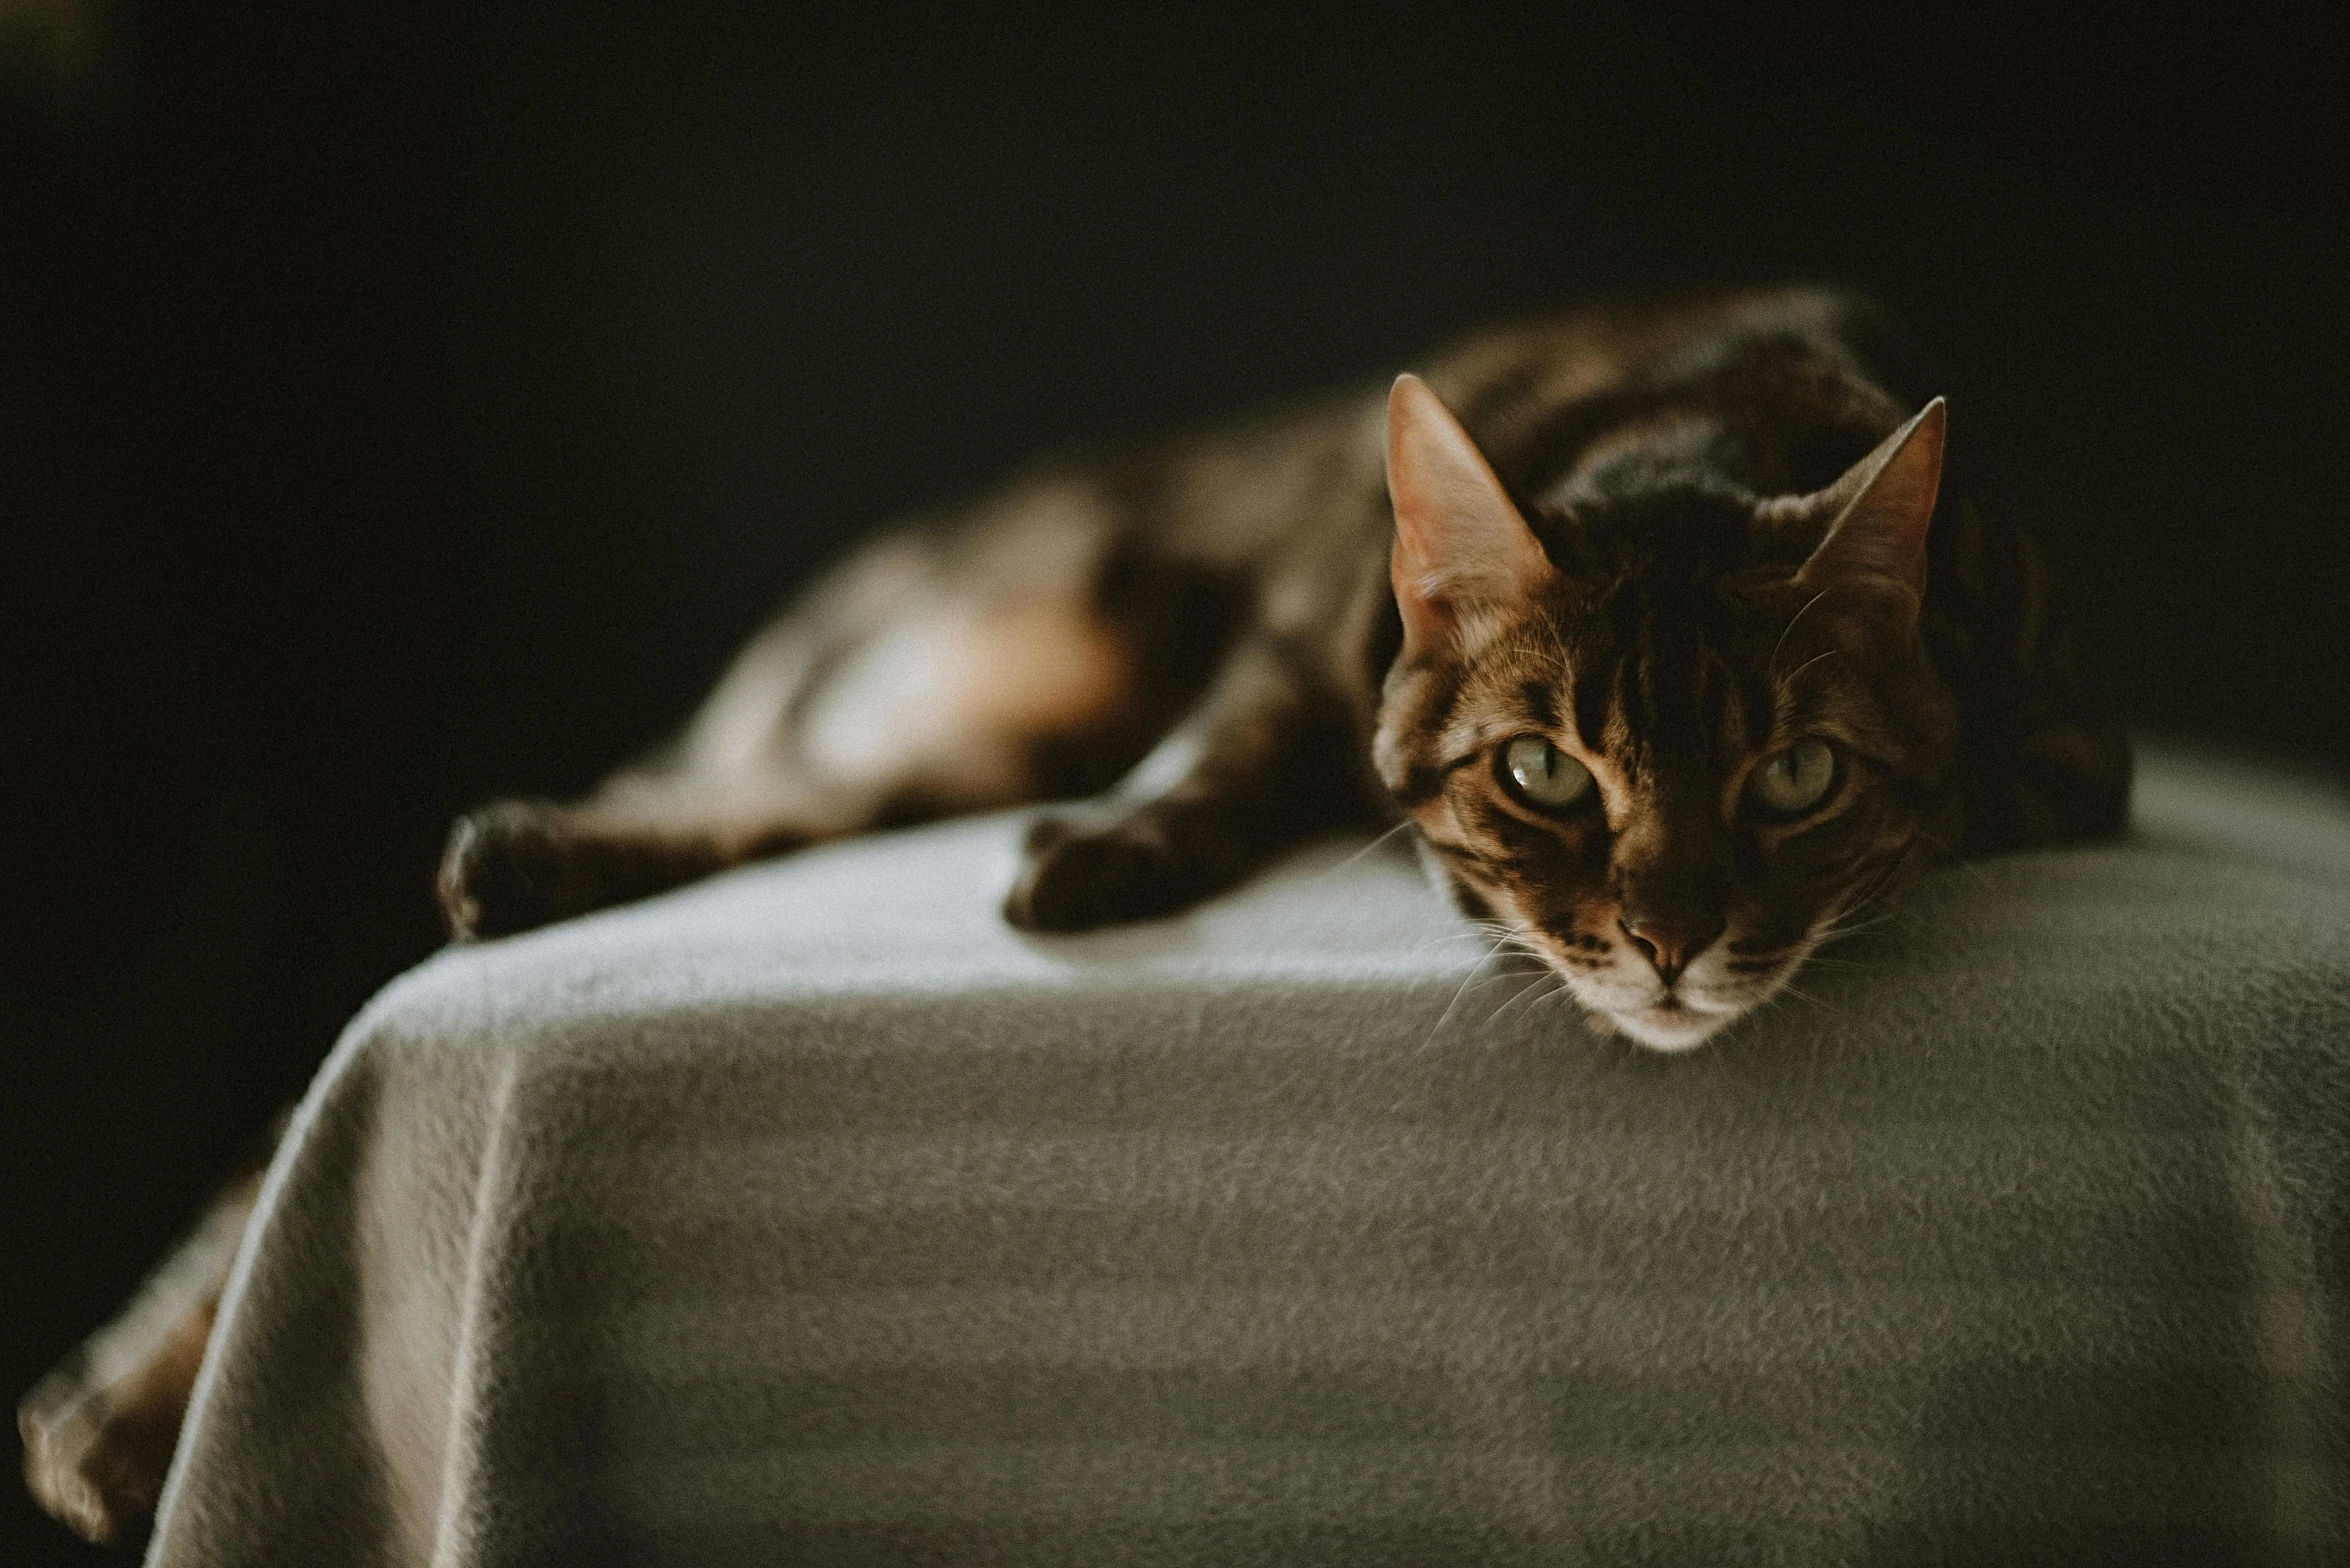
[
  {"xmin": 1786, "ymin": 397, "xmax": 1947, "ymax": 615},
  {"xmin": 1386, "ymin": 374, "xmax": 1555, "ymax": 657}
]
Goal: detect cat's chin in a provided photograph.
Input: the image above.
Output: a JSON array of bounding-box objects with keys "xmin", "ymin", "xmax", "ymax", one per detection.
[{"xmin": 1591, "ymin": 999, "xmax": 1741, "ymax": 1053}]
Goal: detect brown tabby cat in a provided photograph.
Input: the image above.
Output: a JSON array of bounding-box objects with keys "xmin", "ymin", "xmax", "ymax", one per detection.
[
  {"xmin": 23, "ymin": 285, "xmax": 2128, "ymax": 1541},
  {"xmin": 441, "ymin": 284, "xmax": 2126, "ymax": 1042}
]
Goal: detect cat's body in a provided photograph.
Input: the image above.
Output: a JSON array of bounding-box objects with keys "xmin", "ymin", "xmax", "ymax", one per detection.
[
  {"xmin": 442, "ymin": 283, "xmax": 2126, "ymax": 1023},
  {"xmin": 24, "ymin": 285, "xmax": 2127, "ymax": 1543}
]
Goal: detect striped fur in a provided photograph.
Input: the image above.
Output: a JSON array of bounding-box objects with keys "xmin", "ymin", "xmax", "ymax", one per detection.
[
  {"xmin": 432, "ymin": 286, "xmax": 2126, "ymax": 1041},
  {"xmin": 30, "ymin": 289, "xmax": 2133, "ymax": 1542}
]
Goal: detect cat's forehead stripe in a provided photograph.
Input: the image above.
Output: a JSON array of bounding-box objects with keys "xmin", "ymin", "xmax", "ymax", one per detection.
[
  {"xmin": 1519, "ymin": 680, "xmax": 1558, "ymax": 733},
  {"xmin": 1571, "ymin": 650, "xmax": 1613, "ymax": 758},
  {"xmin": 1617, "ymin": 604, "xmax": 1655, "ymax": 738}
]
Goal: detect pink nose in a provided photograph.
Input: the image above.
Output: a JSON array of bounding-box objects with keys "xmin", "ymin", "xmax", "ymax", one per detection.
[{"xmin": 1619, "ymin": 916, "xmax": 1723, "ymax": 986}]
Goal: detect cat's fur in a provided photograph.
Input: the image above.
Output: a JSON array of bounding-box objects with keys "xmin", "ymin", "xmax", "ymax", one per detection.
[
  {"xmin": 23, "ymin": 285, "xmax": 2127, "ymax": 1541},
  {"xmin": 441, "ymin": 284, "xmax": 2125, "ymax": 1037}
]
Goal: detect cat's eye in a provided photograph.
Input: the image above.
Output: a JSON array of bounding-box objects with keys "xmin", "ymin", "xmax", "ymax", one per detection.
[
  {"xmin": 1500, "ymin": 736, "xmax": 1595, "ymax": 811},
  {"xmin": 1747, "ymin": 738, "xmax": 1839, "ymax": 817}
]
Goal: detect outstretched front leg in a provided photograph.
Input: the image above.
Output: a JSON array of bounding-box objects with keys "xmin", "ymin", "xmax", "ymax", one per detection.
[
  {"xmin": 437, "ymin": 523, "xmax": 1168, "ymax": 940},
  {"xmin": 1003, "ymin": 635, "xmax": 1377, "ymax": 931},
  {"xmin": 435, "ymin": 795, "xmax": 801, "ymax": 942}
]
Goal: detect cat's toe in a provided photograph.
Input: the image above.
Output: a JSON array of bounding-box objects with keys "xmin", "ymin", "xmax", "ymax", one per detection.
[
  {"xmin": 1003, "ymin": 813, "xmax": 1197, "ymax": 932},
  {"xmin": 437, "ymin": 800, "xmax": 571, "ymax": 941},
  {"xmin": 19, "ymin": 1353, "xmax": 180, "ymax": 1548}
]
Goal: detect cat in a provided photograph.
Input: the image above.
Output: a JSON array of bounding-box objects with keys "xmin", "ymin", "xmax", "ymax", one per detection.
[
  {"xmin": 438, "ymin": 283, "xmax": 2127, "ymax": 1044},
  {"xmin": 22, "ymin": 284, "xmax": 2129, "ymax": 1542}
]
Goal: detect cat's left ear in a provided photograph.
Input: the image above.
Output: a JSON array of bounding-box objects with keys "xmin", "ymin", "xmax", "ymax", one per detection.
[
  {"xmin": 1387, "ymin": 374, "xmax": 1556, "ymax": 656},
  {"xmin": 1790, "ymin": 397, "xmax": 1947, "ymax": 614}
]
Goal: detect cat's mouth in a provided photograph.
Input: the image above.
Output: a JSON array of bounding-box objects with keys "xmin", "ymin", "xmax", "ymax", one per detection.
[
  {"xmin": 1580, "ymin": 932, "xmax": 1825, "ymax": 1051},
  {"xmin": 1603, "ymin": 992, "xmax": 1745, "ymax": 1052},
  {"xmin": 1524, "ymin": 928, "xmax": 1786, "ymax": 1051},
  {"xmin": 1467, "ymin": 882, "xmax": 1808, "ymax": 1053},
  {"xmin": 1499, "ymin": 920, "xmax": 1764, "ymax": 1051}
]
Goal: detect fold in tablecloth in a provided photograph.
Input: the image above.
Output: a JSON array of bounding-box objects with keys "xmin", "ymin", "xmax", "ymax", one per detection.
[{"xmin": 150, "ymin": 746, "xmax": 2350, "ymax": 1566}]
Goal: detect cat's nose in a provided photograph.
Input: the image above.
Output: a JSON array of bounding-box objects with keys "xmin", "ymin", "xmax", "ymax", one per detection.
[{"xmin": 1619, "ymin": 915, "xmax": 1724, "ymax": 986}]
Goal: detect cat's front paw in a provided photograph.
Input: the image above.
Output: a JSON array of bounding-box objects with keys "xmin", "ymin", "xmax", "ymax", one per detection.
[
  {"xmin": 19, "ymin": 1339, "xmax": 194, "ymax": 1547},
  {"xmin": 1003, "ymin": 809, "xmax": 1206, "ymax": 932},
  {"xmin": 437, "ymin": 800, "xmax": 575, "ymax": 941}
]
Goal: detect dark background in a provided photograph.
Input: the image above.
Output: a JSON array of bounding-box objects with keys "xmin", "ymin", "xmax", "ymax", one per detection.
[{"xmin": 3, "ymin": 1, "xmax": 2344, "ymax": 1558}]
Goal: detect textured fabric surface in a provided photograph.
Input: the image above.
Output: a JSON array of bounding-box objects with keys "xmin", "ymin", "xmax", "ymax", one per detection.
[{"xmin": 148, "ymin": 746, "xmax": 2350, "ymax": 1567}]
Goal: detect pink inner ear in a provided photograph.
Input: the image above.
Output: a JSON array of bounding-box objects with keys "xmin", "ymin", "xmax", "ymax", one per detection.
[
  {"xmin": 1794, "ymin": 397, "xmax": 1946, "ymax": 604},
  {"xmin": 1385, "ymin": 374, "xmax": 1553, "ymax": 650}
]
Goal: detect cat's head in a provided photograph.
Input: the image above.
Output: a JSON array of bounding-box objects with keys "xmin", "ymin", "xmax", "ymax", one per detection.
[{"xmin": 1372, "ymin": 375, "xmax": 1959, "ymax": 1050}]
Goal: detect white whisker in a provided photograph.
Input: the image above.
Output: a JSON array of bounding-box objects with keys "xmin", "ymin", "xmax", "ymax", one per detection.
[
  {"xmin": 1417, "ymin": 927, "xmax": 1525, "ymax": 1052},
  {"xmin": 1316, "ymin": 819, "xmax": 1418, "ymax": 881},
  {"xmin": 1482, "ymin": 967, "xmax": 1566, "ymax": 1028},
  {"xmin": 1774, "ymin": 646, "xmax": 1841, "ymax": 696},
  {"xmin": 1771, "ymin": 975, "xmax": 1839, "ymax": 1015},
  {"xmin": 1768, "ymin": 588, "xmax": 1831, "ymax": 679}
]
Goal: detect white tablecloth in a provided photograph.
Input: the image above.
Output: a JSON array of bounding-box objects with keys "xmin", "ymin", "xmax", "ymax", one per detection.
[{"xmin": 149, "ymin": 746, "xmax": 2350, "ymax": 1565}]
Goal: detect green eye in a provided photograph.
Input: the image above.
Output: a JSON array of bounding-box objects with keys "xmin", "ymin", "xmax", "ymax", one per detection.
[
  {"xmin": 1501, "ymin": 736, "xmax": 1595, "ymax": 810},
  {"xmin": 1747, "ymin": 738, "xmax": 1839, "ymax": 816}
]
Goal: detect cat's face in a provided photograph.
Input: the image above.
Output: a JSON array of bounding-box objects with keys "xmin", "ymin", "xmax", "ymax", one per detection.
[{"xmin": 1373, "ymin": 376, "xmax": 1959, "ymax": 1050}]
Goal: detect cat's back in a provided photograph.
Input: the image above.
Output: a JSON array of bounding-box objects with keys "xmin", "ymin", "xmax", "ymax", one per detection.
[
  {"xmin": 785, "ymin": 285, "xmax": 1925, "ymax": 669},
  {"xmin": 1126, "ymin": 285, "xmax": 1900, "ymax": 577},
  {"xmin": 1448, "ymin": 285, "xmax": 1916, "ymax": 506}
]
